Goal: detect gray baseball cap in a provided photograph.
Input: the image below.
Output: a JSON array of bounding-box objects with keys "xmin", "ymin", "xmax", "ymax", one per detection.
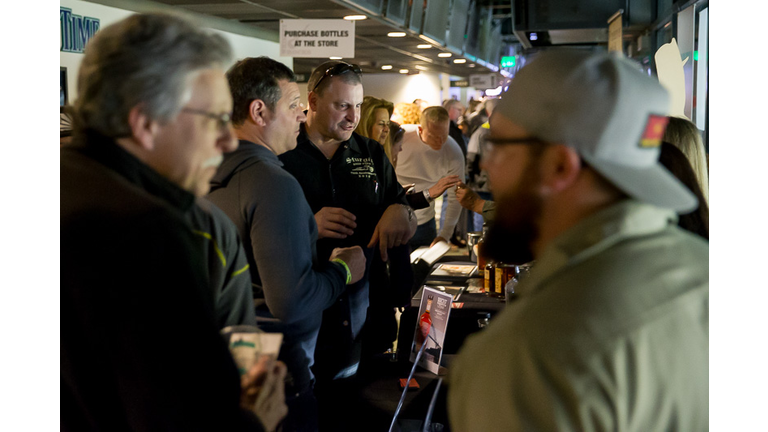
[{"xmin": 495, "ymin": 50, "xmax": 697, "ymax": 213}]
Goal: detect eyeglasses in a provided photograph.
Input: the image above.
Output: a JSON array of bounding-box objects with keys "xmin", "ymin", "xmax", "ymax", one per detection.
[
  {"xmin": 181, "ymin": 108, "xmax": 232, "ymax": 131},
  {"xmin": 310, "ymin": 62, "xmax": 363, "ymax": 93},
  {"xmin": 481, "ymin": 136, "xmax": 548, "ymax": 155}
]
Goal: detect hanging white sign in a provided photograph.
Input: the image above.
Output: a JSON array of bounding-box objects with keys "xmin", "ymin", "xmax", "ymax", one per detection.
[{"xmin": 280, "ymin": 19, "xmax": 355, "ymax": 58}]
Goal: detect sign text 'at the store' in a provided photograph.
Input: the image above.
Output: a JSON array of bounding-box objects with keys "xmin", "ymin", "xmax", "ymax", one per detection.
[
  {"xmin": 60, "ymin": 7, "xmax": 100, "ymax": 53},
  {"xmin": 279, "ymin": 20, "xmax": 355, "ymax": 58}
]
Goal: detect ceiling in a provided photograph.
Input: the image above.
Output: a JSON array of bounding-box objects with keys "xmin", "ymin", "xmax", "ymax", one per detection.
[{"xmin": 151, "ymin": 0, "xmax": 516, "ymax": 79}]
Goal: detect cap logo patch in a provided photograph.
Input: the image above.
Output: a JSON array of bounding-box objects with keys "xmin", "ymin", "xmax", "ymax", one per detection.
[{"xmin": 639, "ymin": 114, "xmax": 669, "ymax": 148}]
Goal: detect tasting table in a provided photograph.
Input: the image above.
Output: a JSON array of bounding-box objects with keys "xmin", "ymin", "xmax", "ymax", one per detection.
[{"xmin": 349, "ymin": 254, "xmax": 509, "ymax": 431}]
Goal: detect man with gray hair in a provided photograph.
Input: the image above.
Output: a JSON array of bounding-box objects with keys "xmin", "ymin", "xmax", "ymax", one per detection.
[
  {"xmin": 61, "ymin": 13, "xmax": 286, "ymax": 431},
  {"xmin": 449, "ymin": 50, "xmax": 708, "ymax": 431}
]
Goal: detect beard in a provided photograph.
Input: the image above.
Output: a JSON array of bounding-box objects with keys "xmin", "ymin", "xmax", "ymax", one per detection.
[{"xmin": 481, "ymin": 166, "xmax": 543, "ymax": 265}]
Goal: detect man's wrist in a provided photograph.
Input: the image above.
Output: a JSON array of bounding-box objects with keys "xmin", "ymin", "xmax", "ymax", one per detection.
[
  {"xmin": 423, "ymin": 189, "xmax": 433, "ymax": 202},
  {"xmin": 331, "ymin": 258, "xmax": 352, "ymax": 284},
  {"xmin": 399, "ymin": 203, "xmax": 415, "ymax": 222}
]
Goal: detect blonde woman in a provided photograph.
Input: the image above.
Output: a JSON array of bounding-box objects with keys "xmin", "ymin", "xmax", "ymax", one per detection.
[
  {"xmin": 355, "ymin": 96, "xmax": 394, "ymax": 146},
  {"xmin": 663, "ymin": 116, "xmax": 709, "ymax": 204}
]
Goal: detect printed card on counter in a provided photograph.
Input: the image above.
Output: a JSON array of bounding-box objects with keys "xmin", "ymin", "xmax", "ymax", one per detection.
[
  {"xmin": 410, "ymin": 287, "xmax": 453, "ymax": 375},
  {"xmin": 430, "ymin": 263, "xmax": 477, "ymax": 278}
]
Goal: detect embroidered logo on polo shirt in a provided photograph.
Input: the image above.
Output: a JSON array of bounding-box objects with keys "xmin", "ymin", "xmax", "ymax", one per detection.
[{"xmin": 347, "ymin": 157, "xmax": 376, "ymax": 178}]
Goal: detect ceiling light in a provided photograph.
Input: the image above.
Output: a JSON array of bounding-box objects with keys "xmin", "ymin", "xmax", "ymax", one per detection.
[
  {"xmin": 343, "ymin": 15, "xmax": 367, "ymax": 20},
  {"xmin": 388, "ymin": 32, "xmax": 407, "ymax": 37},
  {"xmin": 414, "ymin": 65, "xmax": 428, "ymax": 71},
  {"xmin": 453, "ymin": 58, "xmax": 466, "ymax": 64},
  {"xmin": 399, "ymin": 69, "xmax": 409, "ymax": 74},
  {"xmin": 438, "ymin": 53, "xmax": 452, "ymax": 58},
  {"xmin": 381, "ymin": 65, "xmax": 393, "ymax": 70},
  {"xmin": 468, "ymin": 64, "xmax": 476, "ymax": 68},
  {"xmin": 329, "ymin": 56, "xmax": 343, "ymax": 60},
  {"xmin": 417, "ymin": 44, "xmax": 431, "ymax": 49},
  {"xmin": 419, "ymin": 34, "xmax": 441, "ymax": 45}
]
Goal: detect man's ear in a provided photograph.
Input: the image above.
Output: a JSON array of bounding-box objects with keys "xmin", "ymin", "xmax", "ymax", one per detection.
[
  {"xmin": 127, "ymin": 104, "xmax": 159, "ymax": 150},
  {"xmin": 540, "ymin": 144, "xmax": 581, "ymax": 193},
  {"xmin": 307, "ymin": 91, "xmax": 318, "ymax": 112},
  {"xmin": 249, "ymin": 99, "xmax": 268, "ymax": 126}
]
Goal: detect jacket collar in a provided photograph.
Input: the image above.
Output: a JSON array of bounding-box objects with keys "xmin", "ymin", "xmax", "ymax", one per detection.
[{"xmin": 75, "ymin": 130, "xmax": 196, "ymax": 213}]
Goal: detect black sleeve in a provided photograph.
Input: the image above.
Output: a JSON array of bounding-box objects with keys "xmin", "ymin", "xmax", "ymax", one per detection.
[
  {"xmin": 406, "ymin": 191, "xmax": 430, "ymax": 209},
  {"xmin": 61, "ymin": 211, "xmax": 263, "ymax": 431}
]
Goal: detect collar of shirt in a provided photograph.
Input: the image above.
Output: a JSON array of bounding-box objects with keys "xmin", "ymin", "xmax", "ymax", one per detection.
[
  {"xmin": 297, "ymin": 122, "xmax": 365, "ymax": 161},
  {"xmin": 520, "ymin": 199, "xmax": 678, "ymax": 296},
  {"xmin": 74, "ymin": 129, "xmax": 196, "ymax": 213}
]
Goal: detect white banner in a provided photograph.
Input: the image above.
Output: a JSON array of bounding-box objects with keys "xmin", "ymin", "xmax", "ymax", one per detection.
[{"xmin": 279, "ymin": 19, "xmax": 355, "ymax": 58}]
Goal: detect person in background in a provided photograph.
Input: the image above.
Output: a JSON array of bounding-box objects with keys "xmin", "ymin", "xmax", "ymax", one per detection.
[
  {"xmin": 279, "ymin": 60, "xmax": 416, "ymax": 432},
  {"xmin": 396, "ymin": 106, "xmax": 465, "ymax": 249},
  {"xmin": 61, "ymin": 13, "xmax": 286, "ymax": 431},
  {"xmin": 449, "ymin": 50, "xmax": 708, "ymax": 431},
  {"xmin": 441, "ymin": 99, "xmax": 471, "ymax": 245},
  {"xmin": 385, "ymin": 121, "xmax": 405, "ymax": 168},
  {"xmin": 389, "ymin": 120, "xmax": 460, "ymax": 212},
  {"xmin": 659, "ymin": 141, "xmax": 709, "ymax": 240},
  {"xmin": 465, "ymin": 98, "xmax": 500, "ymax": 230},
  {"xmin": 187, "ymin": 196, "xmax": 257, "ymax": 329},
  {"xmin": 663, "ymin": 116, "xmax": 709, "ymax": 205},
  {"xmin": 355, "ymin": 96, "xmax": 394, "ymax": 146},
  {"xmin": 392, "ymin": 102, "xmax": 421, "ymax": 125},
  {"xmin": 443, "ymin": 99, "xmax": 467, "ymax": 155},
  {"xmin": 206, "ymin": 57, "xmax": 366, "ymax": 432},
  {"xmin": 466, "ymin": 98, "xmax": 490, "ymax": 136}
]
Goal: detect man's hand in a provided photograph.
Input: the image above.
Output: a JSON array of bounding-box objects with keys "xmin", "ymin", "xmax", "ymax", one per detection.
[
  {"xmin": 241, "ymin": 357, "xmax": 288, "ymax": 432},
  {"xmin": 329, "ymin": 245, "xmax": 366, "ymax": 285},
  {"xmin": 427, "ymin": 175, "xmax": 461, "ymax": 198},
  {"xmin": 367, "ymin": 204, "xmax": 416, "ymax": 261},
  {"xmin": 456, "ymin": 183, "xmax": 485, "ymax": 215},
  {"xmin": 430, "ymin": 236, "xmax": 449, "ymax": 247},
  {"xmin": 314, "ymin": 207, "xmax": 357, "ymax": 239}
]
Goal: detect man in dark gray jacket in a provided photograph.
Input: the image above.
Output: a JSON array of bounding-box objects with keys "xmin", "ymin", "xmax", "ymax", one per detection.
[{"xmin": 207, "ymin": 57, "xmax": 365, "ymax": 432}]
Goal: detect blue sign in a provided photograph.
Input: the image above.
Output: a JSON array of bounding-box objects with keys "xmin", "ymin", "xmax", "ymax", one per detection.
[{"xmin": 60, "ymin": 7, "xmax": 100, "ymax": 53}]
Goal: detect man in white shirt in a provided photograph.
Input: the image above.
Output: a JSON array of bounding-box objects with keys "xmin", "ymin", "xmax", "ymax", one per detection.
[{"xmin": 396, "ymin": 106, "xmax": 465, "ymax": 249}]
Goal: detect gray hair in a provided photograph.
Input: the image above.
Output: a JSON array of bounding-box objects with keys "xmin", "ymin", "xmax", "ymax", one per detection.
[{"xmin": 74, "ymin": 13, "xmax": 233, "ymax": 137}]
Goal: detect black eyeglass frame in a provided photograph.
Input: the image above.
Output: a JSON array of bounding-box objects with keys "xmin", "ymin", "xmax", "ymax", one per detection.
[
  {"xmin": 482, "ymin": 136, "xmax": 589, "ymax": 168},
  {"xmin": 310, "ymin": 62, "xmax": 363, "ymax": 93}
]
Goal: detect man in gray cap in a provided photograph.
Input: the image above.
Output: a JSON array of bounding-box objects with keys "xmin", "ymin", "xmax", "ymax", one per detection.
[{"xmin": 448, "ymin": 50, "xmax": 708, "ymax": 431}]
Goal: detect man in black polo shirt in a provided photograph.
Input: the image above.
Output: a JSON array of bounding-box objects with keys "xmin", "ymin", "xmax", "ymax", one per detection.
[{"xmin": 279, "ymin": 61, "xmax": 417, "ymax": 430}]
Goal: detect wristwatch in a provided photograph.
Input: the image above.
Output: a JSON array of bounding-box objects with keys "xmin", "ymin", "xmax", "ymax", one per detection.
[
  {"xmin": 423, "ymin": 189, "xmax": 433, "ymax": 203},
  {"xmin": 403, "ymin": 204, "xmax": 415, "ymax": 222}
]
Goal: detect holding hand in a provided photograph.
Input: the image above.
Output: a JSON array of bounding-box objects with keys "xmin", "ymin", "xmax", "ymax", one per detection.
[
  {"xmin": 314, "ymin": 207, "xmax": 357, "ymax": 239},
  {"xmin": 329, "ymin": 245, "xmax": 366, "ymax": 285},
  {"xmin": 427, "ymin": 175, "xmax": 461, "ymax": 198},
  {"xmin": 456, "ymin": 183, "xmax": 485, "ymax": 214},
  {"xmin": 241, "ymin": 357, "xmax": 288, "ymax": 432},
  {"xmin": 367, "ymin": 204, "xmax": 416, "ymax": 261}
]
